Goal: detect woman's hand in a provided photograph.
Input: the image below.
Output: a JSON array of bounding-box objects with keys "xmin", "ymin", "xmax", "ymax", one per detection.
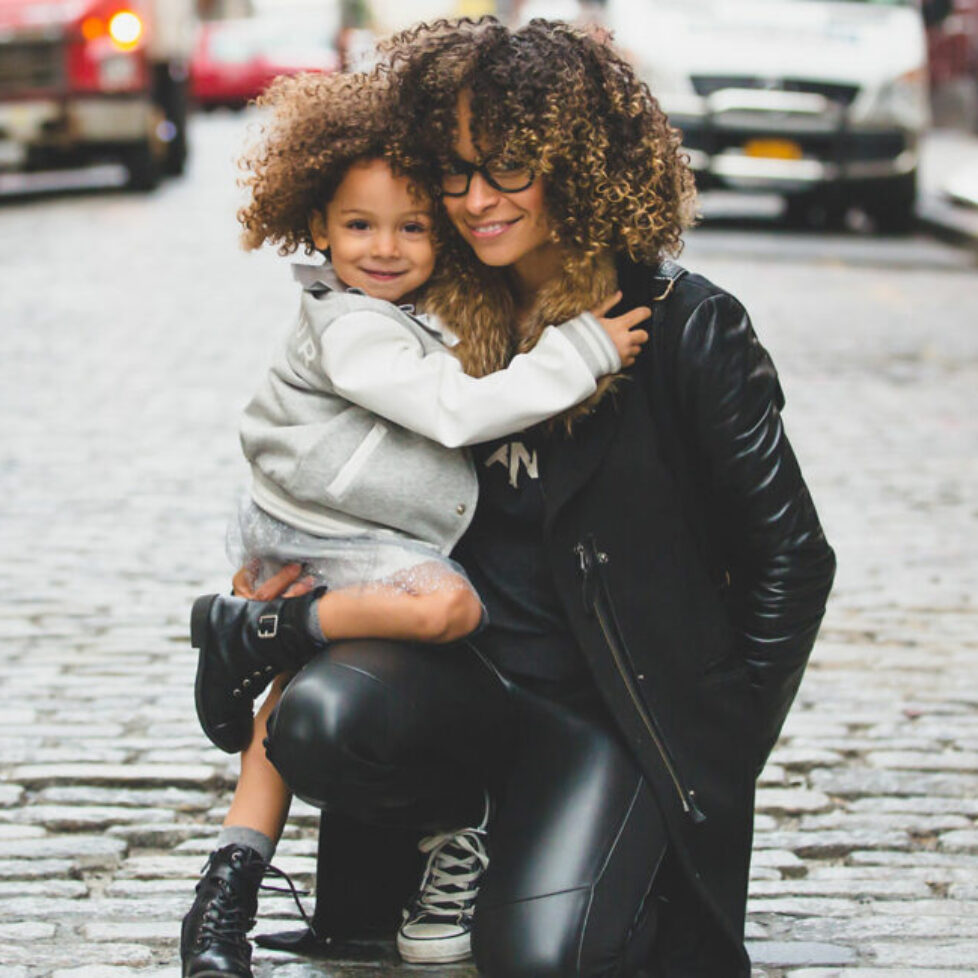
[
  {"xmin": 231, "ymin": 561, "xmax": 315, "ymax": 600},
  {"xmin": 591, "ymin": 291, "xmax": 651, "ymax": 369}
]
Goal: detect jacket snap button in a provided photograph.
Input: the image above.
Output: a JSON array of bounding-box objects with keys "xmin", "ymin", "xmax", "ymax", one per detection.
[
  {"xmin": 637, "ymin": 673, "xmax": 645, "ymax": 680},
  {"xmin": 456, "ymin": 503, "xmax": 466, "ymax": 515}
]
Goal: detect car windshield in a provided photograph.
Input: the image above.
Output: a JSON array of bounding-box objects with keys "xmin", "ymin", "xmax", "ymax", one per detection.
[{"xmin": 210, "ymin": 30, "xmax": 258, "ymax": 63}]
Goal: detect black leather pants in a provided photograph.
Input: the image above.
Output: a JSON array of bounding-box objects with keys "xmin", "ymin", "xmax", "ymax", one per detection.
[{"xmin": 265, "ymin": 639, "xmax": 668, "ymax": 978}]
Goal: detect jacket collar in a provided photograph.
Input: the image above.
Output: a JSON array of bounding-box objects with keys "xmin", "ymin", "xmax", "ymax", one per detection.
[
  {"xmin": 291, "ymin": 261, "xmax": 459, "ymax": 347},
  {"xmin": 542, "ymin": 256, "xmax": 683, "ymax": 527}
]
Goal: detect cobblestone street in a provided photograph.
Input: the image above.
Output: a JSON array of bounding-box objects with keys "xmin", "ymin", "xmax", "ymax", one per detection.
[{"xmin": 1, "ymin": 114, "xmax": 977, "ymax": 978}]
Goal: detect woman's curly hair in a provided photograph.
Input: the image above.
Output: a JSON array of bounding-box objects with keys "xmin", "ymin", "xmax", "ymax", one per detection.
[
  {"xmin": 237, "ymin": 70, "xmax": 422, "ymax": 254},
  {"xmin": 384, "ymin": 17, "xmax": 696, "ymax": 267},
  {"xmin": 377, "ymin": 17, "xmax": 696, "ymax": 418}
]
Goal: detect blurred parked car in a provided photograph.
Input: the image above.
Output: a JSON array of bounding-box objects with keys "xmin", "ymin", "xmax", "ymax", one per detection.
[
  {"xmin": 0, "ymin": 0, "xmax": 195, "ymax": 190},
  {"xmin": 191, "ymin": 15, "xmax": 339, "ymax": 110},
  {"xmin": 609, "ymin": 0, "xmax": 932, "ymax": 232}
]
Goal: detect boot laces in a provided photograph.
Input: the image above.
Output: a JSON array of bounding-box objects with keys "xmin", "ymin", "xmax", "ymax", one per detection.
[
  {"xmin": 196, "ymin": 850, "xmax": 315, "ymax": 944},
  {"xmin": 259, "ymin": 862, "xmax": 316, "ymax": 932},
  {"xmin": 412, "ymin": 825, "xmax": 489, "ymax": 920},
  {"xmin": 198, "ymin": 880, "xmax": 255, "ymax": 948}
]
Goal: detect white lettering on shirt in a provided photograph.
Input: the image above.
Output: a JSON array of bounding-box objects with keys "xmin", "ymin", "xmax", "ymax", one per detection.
[{"xmin": 486, "ymin": 441, "xmax": 539, "ymax": 488}]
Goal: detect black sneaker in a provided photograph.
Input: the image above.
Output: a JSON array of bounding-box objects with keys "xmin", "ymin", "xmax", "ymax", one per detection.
[{"xmin": 396, "ymin": 801, "xmax": 490, "ymax": 964}]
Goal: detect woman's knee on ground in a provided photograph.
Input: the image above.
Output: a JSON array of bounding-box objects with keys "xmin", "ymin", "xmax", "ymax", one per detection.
[{"xmin": 473, "ymin": 887, "xmax": 600, "ymax": 978}]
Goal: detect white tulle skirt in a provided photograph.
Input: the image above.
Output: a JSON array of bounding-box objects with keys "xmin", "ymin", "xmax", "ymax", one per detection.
[{"xmin": 227, "ymin": 497, "xmax": 479, "ymax": 599}]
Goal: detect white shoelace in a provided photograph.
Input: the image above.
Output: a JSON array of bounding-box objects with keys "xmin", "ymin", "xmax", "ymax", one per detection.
[{"xmin": 413, "ymin": 827, "xmax": 489, "ymax": 918}]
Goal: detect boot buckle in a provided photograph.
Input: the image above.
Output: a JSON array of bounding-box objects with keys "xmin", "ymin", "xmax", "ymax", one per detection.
[{"xmin": 257, "ymin": 614, "xmax": 279, "ymax": 639}]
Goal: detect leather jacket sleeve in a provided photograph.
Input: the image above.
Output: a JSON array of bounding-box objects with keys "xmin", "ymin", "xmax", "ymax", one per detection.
[{"xmin": 673, "ymin": 293, "xmax": 836, "ymax": 765}]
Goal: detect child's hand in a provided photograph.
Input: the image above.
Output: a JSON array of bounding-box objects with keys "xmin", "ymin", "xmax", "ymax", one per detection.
[
  {"xmin": 590, "ymin": 291, "xmax": 651, "ymax": 369},
  {"xmin": 231, "ymin": 561, "xmax": 316, "ymax": 600}
]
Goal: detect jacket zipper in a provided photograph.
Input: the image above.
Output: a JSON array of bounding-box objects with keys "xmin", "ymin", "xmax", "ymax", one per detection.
[{"xmin": 575, "ymin": 537, "xmax": 706, "ymax": 824}]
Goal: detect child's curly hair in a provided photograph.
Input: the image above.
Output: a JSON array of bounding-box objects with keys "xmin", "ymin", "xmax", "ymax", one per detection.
[
  {"xmin": 237, "ymin": 70, "xmax": 422, "ymax": 254},
  {"xmin": 384, "ymin": 17, "xmax": 696, "ymax": 266}
]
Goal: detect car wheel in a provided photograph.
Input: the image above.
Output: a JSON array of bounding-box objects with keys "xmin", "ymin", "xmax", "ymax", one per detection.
[
  {"xmin": 163, "ymin": 135, "xmax": 187, "ymax": 177},
  {"xmin": 124, "ymin": 143, "xmax": 162, "ymax": 191},
  {"xmin": 162, "ymin": 89, "xmax": 189, "ymax": 177},
  {"xmin": 864, "ymin": 171, "xmax": 917, "ymax": 235}
]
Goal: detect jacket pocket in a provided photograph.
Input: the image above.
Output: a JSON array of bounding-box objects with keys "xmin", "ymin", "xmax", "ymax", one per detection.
[{"xmin": 324, "ymin": 421, "xmax": 389, "ymax": 501}]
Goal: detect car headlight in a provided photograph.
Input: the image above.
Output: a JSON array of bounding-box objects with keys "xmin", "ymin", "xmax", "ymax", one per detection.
[{"xmin": 866, "ymin": 67, "xmax": 930, "ymax": 130}]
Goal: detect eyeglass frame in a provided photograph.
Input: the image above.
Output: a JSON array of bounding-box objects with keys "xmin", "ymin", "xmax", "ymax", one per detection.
[{"xmin": 438, "ymin": 156, "xmax": 536, "ymax": 197}]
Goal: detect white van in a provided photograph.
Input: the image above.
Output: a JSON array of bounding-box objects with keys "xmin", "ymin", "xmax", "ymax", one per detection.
[{"xmin": 606, "ymin": 0, "xmax": 930, "ymax": 230}]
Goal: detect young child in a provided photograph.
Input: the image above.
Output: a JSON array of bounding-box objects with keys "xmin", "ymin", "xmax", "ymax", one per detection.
[{"xmin": 181, "ymin": 71, "xmax": 650, "ymax": 978}]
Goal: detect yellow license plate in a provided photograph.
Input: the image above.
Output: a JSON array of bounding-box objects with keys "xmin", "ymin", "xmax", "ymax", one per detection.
[{"xmin": 743, "ymin": 139, "xmax": 803, "ymax": 160}]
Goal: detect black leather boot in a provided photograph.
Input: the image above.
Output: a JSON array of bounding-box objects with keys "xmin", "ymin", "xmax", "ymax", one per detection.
[
  {"xmin": 181, "ymin": 844, "xmax": 266, "ymax": 978},
  {"xmin": 191, "ymin": 588, "xmax": 327, "ymax": 753}
]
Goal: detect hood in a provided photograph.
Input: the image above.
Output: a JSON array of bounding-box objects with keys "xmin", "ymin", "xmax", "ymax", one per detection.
[{"xmin": 609, "ymin": 0, "xmax": 926, "ymax": 87}]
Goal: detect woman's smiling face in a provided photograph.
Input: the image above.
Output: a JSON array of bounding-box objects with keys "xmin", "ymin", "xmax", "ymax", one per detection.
[{"xmin": 441, "ymin": 94, "xmax": 563, "ymax": 290}]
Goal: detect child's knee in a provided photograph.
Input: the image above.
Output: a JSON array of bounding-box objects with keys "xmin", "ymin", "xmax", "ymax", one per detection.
[{"xmin": 415, "ymin": 586, "xmax": 483, "ymax": 643}]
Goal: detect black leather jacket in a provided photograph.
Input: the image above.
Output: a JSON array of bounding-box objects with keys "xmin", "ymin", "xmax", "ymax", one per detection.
[
  {"xmin": 631, "ymin": 258, "xmax": 836, "ymax": 761},
  {"xmin": 538, "ymin": 257, "xmax": 835, "ymax": 971}
]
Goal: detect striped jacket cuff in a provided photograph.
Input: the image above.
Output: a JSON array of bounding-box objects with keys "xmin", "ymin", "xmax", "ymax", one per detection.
[{"xmin": 557, "ymin": 312, "xmax": 621, "ymax": 377}]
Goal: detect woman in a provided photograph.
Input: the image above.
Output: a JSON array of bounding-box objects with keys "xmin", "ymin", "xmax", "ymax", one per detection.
[{"xmin": 219, "ymin": 18, "xmax": 835, "ymax": 978}]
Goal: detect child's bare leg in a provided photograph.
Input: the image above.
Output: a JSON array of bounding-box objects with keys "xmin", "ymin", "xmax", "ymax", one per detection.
[
  {"xmin": 317, "ymin": 573, "xmax": 482, "ymax": 644},
  {"xmin": 220, "ymin": 673, "xmax": 293, "ymax": 852},
  {"xmin": 181, "ymin": 677, "xmax": 292, "ymax": 975}
]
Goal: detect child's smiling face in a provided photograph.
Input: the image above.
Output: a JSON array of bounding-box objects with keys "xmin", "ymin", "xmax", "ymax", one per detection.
[{"xmin": 310, "ymin": 158, "xmax": 435, "ymax": 304}]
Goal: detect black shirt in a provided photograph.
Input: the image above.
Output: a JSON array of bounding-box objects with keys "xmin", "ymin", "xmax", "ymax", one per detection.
[{"xmin": 453, "ymin": 432, "xmax": 588, "ymax": 682}]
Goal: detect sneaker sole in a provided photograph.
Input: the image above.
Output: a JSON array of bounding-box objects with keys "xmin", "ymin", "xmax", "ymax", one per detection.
[
  {"xmin": 396, "ymin": 932, "xmax": 472, "ymax": 964},
  {"xmin": 191, "ymin": 593, "xmax": 244, "ymax": 754}
]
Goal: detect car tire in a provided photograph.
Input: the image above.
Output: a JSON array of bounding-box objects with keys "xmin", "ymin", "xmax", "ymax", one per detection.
[
  {"xmin": 124, "ymin": 143, "xmax": 162, "ymax": 191},
  {"xmin": 864, "ymin": 171, "xmax": 917, "ymax": 235},
  {"xmin": 150, "ymin": 63, "xmax": 190, "ymax": 177},
  {"xmin": 163, "ymin": 133, "xmax": 187, "ymax": 177},
  {"xmin": 162, "ymin": 102, "xmax": 188, "ymax": 177}
]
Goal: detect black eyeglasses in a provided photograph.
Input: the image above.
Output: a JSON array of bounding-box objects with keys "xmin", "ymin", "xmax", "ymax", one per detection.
[{"xmin": 440, "ymin": 157, "xmax": 535, "ymax": 197}]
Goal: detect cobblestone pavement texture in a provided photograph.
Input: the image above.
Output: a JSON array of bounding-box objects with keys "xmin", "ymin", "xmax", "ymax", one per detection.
[{"xmin": 1, "ymin": 114, "xmax": 977, "ymax": 978}]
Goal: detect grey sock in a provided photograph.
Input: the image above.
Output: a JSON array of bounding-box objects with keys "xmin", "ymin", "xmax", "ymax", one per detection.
[
  {"xmin": 217, "ymin": 826, "xmax": 276, "ymax": 863},
  {"xmin": 306, "ymin": 599, "xmax": 327, "ymax": 643}
]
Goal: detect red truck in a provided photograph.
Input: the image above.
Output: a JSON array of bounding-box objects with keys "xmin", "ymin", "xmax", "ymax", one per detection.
[{"xmin": 0, "ymin": 0, "xmax": 196, "ymax": 189}]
